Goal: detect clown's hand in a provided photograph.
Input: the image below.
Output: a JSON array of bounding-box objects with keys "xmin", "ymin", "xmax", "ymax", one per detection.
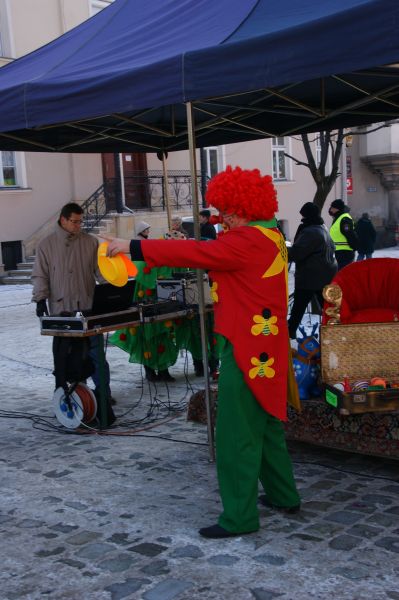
[{"xmin": 99, "ymin": 234, "xmax": 131, "ymax": 257}]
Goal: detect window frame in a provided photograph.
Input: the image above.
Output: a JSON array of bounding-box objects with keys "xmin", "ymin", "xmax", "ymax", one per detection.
[
  {"xmin": 203, "ymin": 146, "xmax": 225, "ymax": 179},
  {"xmin": 0, "ymin": 151, "xmax": 27, "ymax": 189},
  {"xmin": 271, "ymin": 137, "xmax": 291, "ymax": 181},
  {"xmin": 90, "ymin": 0, "xmax": 113, "ymax": 16}
]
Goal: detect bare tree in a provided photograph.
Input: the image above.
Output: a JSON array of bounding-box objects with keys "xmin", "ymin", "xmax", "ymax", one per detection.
[
  {"xmin": 284, "ymin": 129, "xmax": 344, "ymax": 212},
  {"xmin": 284, "ymin": 123, "xmax": 393, "ymax": 211}
]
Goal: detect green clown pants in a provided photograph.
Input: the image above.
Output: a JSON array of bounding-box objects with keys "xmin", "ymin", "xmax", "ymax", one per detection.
[{"xmin": 216, "ymin": 339, "xmax": 300, "ymax": 533}]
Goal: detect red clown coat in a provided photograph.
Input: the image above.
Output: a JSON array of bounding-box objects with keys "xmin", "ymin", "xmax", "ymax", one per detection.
[{"xmin": 139, "ymin": 221, "xmax": 289, "ymax": 421}]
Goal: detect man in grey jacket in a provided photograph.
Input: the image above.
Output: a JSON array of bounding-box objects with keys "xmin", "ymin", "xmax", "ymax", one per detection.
[{"xmin": 32, "ymin": 202, "xmax": 115, "ymax": 418}]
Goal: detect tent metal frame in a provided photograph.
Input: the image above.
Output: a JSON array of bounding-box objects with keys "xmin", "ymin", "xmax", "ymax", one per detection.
[{"xmin": 2, "ymin": 66, "xmax": 399, "ymax": 153}]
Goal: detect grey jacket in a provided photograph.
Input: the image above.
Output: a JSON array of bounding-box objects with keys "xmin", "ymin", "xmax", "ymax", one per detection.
[{"xmin": 32, "ymin": 224, "xmax": 102, "ymax": 315}]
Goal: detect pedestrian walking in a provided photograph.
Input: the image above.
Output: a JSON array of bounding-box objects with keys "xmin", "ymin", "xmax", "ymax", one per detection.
[
  {"xmin": 328, "ymin": 199, "xmax": 359, "ymax": 270},
  {"xmin": 288, "ymin": 202, "xmax": 337, "ymax": 339},
  {"xmin": 355, "ymin": 212, "xmax": 377, "ymax": 260}
]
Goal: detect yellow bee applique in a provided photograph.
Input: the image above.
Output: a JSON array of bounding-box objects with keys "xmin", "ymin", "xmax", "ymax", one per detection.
[
  {"xmin": 210, "ymin": 281, "xmax": 219, "ymax": 303},
  {"xmin": 249, "ymin": 352, "xmax": 275, "ymax": 379},
  {"xmin": 251, "ymin": 308, "xmax": 279, "ymax": 337}
]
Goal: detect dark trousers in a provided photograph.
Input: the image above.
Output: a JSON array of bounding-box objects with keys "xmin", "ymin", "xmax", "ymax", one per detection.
[
  {"xmin": 336, "ymin": 250, "xmax": 355, "ymax": 270},
  {"xmin": 88, "ymin": 334, "xmax": 111, "ymax": 397},
  {"xmin": 288, "ymin": 289, "xmax": 324, "ymax": 339}
]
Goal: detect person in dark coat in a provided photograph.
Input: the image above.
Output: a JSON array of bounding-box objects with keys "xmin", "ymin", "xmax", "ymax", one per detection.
[
  {"xmin": 288, "ymin": 202, "xmax": 338, "ymax": 339},
  {"xmin": 355, "ymin": 212, "xmax": 377, "ymax": 260},
  {"xmin": 199, "ymin": 209, "xmax": 217, "ymax": 240}
]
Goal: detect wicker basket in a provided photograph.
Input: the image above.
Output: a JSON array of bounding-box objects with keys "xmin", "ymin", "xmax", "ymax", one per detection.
[
  {"xmin": 321, "ymin": 322, "xmax": 399, "ymax": 415},
  {"xmin": 321, "ymin": 322, "xmax": 399, "ymax": 382}
]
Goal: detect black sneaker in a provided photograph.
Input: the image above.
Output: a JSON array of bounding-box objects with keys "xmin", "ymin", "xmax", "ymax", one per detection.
[
  {"xmin": 158, "ymin": 370, "xmax": 176, "ymax": 382},
  {"xmin": 144, "ymin": 366, "xmax": 158, "ymax": 382}
]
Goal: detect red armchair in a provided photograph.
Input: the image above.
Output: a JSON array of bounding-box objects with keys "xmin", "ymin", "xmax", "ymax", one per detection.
[{"xmin": 322, "ymin": 258, "xmax": 399, "ymax": 325}]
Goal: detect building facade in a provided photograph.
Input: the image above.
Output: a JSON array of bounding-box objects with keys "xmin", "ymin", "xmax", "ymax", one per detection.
[{"xmin": 0, "ymin": 0, "xmax": 396, "ymax": 274}]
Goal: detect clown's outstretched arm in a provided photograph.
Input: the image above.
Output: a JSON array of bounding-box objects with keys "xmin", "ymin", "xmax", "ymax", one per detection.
[{"xmin": 100, "ymin": 234, "xmax": 130, "ymax": 257}]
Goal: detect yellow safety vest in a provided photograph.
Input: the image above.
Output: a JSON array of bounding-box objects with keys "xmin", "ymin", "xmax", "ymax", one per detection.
[{"xmin": 330, "ymin": 213, "xmax": 354, "ymax": 251}]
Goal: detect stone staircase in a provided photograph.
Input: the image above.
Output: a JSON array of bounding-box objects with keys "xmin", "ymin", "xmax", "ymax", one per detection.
[{"xmin": 1, "ymin": 256, "xmax": 35, "ymax": 285}]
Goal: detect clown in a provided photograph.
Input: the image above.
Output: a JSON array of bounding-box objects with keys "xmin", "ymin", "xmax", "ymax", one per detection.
[{"xmin": 103, "ymin": 166, "xmax": 300, "ymax": 538}]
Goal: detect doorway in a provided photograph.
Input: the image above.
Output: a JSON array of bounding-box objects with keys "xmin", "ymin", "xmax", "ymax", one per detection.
[
  {"xmin": 102, "ymin": 153, "xmax": 150, "ymax": 210},
  {"xmin": 2, "ymin": 240, "xmax": 22, "ymax": 271}
]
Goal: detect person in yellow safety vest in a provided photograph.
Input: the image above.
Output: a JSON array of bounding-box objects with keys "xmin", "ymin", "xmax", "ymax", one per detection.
[{"xmin": 328, "ymin": 199, "xmax": 359, "ymax": 270}]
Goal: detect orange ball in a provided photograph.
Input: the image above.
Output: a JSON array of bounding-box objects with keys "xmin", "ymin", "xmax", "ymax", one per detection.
[{"xmin": 370, "ymin": 377, "xmax": 386, "ymax": 388}]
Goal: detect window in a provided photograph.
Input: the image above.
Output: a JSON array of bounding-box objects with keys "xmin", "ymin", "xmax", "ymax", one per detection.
[
  {"xmin": 204, "ymin": 146, "xmax": 225, "ymax": 178},
  {"xmin": 90, "ymin": 0, "xmax": 113, "ymax": 15},
  {"xmin": 272, "ymin": 137, "xmax": 290, "ymax": 181},
  {"xmin": 0, "ymin": 151, "xmax": 16, "ymax": 186}
]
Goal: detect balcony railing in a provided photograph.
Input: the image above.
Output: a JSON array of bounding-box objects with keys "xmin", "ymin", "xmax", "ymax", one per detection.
[{"xmin": 81, "ymin": 170, "xmax": 209, "ymax": 231}]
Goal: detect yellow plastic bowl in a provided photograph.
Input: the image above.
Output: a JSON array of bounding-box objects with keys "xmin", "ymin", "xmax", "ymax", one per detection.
[{"xmin": 98, "ymin": 243, "xmax": 128, "ymax": 287}]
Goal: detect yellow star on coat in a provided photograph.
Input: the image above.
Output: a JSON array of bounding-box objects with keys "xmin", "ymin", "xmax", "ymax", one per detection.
[{"xmin": 254, "ymin": 226, "xmax": 288, "ymax": 278}]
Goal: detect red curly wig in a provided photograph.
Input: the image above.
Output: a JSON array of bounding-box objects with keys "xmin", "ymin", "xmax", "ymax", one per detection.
[{"xmin": 205, "ymin": 165, "xmax": 278, "ymax": 221}]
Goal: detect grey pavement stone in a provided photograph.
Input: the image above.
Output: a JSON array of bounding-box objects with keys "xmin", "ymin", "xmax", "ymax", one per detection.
[
  {"xmin": 366, "ymin": 513, "xmax": 398, "ymax": 527},
  {"xmin": 303, "ymin": 522, "xmax": 343, "ymax": 536},
  {"xmin": 375, "ymin": 537, "xmax": 399, "ymax": 553},
  {"xmin": 170, "ymin": 544, "xmax": 204, "ymax": 558},
  {"xmin": 140, "ymin": 559, "xmax": 170, "ymax": 575},
  {"xmin": 309, "ymin": 479, "xmax": 338, "ymax": 490},
  {"xmin": 362, "ymin": 493, "xmax": 395, "ymax": 505},
  {"xmin": 324, "ymin": 511, "xmax": 364, "ymax": 525},
  {"xmin": 43, "ymin": 469, "xmax": 72, "ymax": 478},
  {"xmin": 105, "ymin": 577, "xmax": 151, "ymax": 599},
  {"xmin": 381, "ymin": 485, "xmax": 399, "ymax": 494},
  {"xmin": 384, "ymin": 506, "xmax": 399, "ymax": 515},
  {"xmin": 50, "ymin": 522, "xmax": 79, "ymax": 533},
  {"xmin": 331, "ymin": 565, "xmax": 371, "ymax": 581},
  {"xmin": 207, "ymin": 554, "xmax": 239, "ymax": 566},
  {"xmin": 327, "ymin": 491, "xmax": 357, "ymax": 502},
  {"xmin": 58, "ymin": 558, "xmax": 85, "ymax": 568},
  {"xmin": 107, "ymin": 532, "xmax": 131, "ymax": 545},
  {"xmin": 76, "ymin": 542, "xmax": 115, "ymax": 559},
  {"xmin": 98, "ymin": 554, "xmax": 138, "ymax": 572},
  {"xmin": 66, "ymin": 530, "xmax": 102, "ymax": 545},
  {"xmin": 35, "ymin": 546, "xmax": 65, "ymax": 557},
  {"xmin": 16, "ymin": 518, "xmax": 45, "ymax": 528},
  {"xmin": 64, "ymin": 500, "xmax": 88, "ymax": 510},
  {"xmin": 347, "ymin": 523, "xmax": 383, "ymax": 538},
  {"xmin": 329, "ymin": 534, "xmax": 362, "ymax": 551},
  {"xmin": 251, "ymin": 590, "xmax": 283, "ymax": 600},
  {"xmin": 254, "ymin": 553, "xmax": 286, "ymax": 565},
  {"xmin": 128, "ymin": 542, "xmax": 168, "ymax": 557},
  {"xmin": 142, "ymin": 578, "xmax": 193, "ymax": 600}
]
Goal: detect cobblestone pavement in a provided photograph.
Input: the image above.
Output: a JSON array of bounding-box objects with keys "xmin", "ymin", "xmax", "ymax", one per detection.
[{"xmin": 0, "ymin": 281, "xmax": 399, "ymax": 600}]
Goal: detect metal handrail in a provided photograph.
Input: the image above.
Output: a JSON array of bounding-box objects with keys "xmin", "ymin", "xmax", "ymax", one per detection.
[{"xmin": 81, "ymin": 171, "xmax": 209, "ymax": 231}]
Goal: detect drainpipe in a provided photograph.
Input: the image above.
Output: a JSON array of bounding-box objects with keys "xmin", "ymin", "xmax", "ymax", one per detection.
[
  {"xmin": 113, "ymin": 153, "xmax": 124, "ymax": 213},
  {"xmin": 200, "ymin": 148, "xmax": 207, "ymax": 207}
]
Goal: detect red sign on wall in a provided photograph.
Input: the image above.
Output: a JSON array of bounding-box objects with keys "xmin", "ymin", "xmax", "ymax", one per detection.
[{"xmin": 347, "ymin": 176, "xmax": 353, "ymax": 195}]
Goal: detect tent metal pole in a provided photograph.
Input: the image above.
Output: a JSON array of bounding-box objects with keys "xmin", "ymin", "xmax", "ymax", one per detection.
[
  {"xmin": 186, "ymin": 101, "xmax": 215, "ymax": 462},
  {"xmin": 161, "ymin": 153, "xmax": 172, "ymax": 230}
]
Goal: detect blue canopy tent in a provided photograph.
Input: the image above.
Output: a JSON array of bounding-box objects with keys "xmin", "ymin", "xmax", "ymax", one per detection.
[
  {"xmin": 0, "ymin": 0, "xmax": 398, "ymax": 153},
  {"xmin": 2, "ymin": 0, "xmax": 399, "ymax": 447}
]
